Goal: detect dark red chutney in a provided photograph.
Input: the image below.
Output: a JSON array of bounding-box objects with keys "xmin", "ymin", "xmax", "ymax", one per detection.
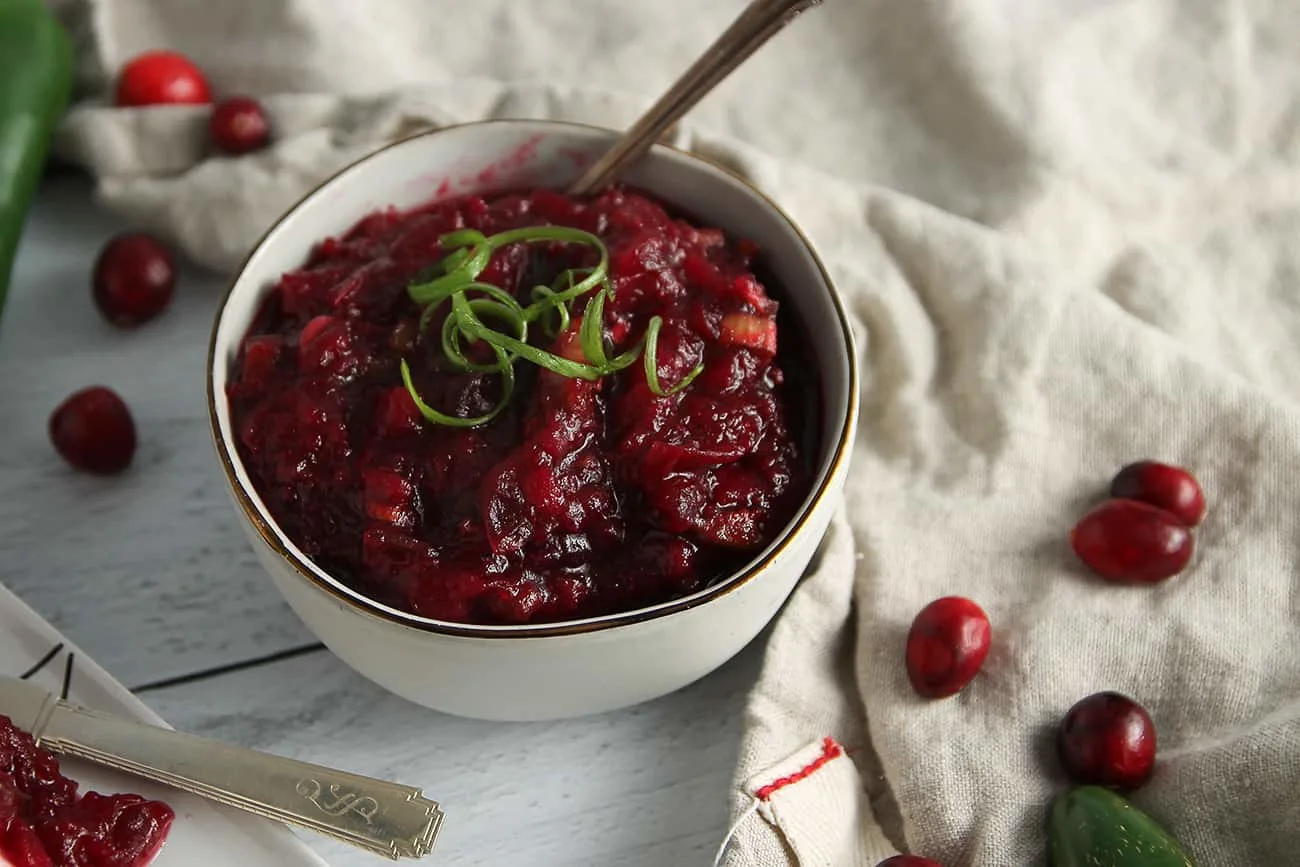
[
  {"xmin": 228, "ymin": 186, "xmax": 815, "ymax": 625},
  {"xmin": 0, "ymin": 715, "xmax": 173, "ymax": 867}
]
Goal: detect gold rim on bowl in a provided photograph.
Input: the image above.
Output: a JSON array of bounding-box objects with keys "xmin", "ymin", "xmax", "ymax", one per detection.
[{"xmin": 205, "ymin": 118, "xmax": 860, "ymax": 640}]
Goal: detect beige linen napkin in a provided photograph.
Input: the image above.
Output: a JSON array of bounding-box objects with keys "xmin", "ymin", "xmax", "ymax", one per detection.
[{"xmin": 48, "ymin": 0, "xmax": 1300, "ymax": 864}]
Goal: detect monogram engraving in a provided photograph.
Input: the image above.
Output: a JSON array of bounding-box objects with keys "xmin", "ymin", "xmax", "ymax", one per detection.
[{"xmin": 296, "ymin": 779, "xmax": 381, "ymax": 824}]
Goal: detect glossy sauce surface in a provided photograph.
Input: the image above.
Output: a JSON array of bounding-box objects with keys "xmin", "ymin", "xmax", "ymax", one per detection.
[{"xmin": 228, "ymin": 187, "xmax": 812, "ymax": 625}]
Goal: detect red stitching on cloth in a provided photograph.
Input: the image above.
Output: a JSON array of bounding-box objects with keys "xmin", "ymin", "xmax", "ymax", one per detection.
[{"xmin": 754, "ymin": 737, "xmax": 843, "ymax": 801}]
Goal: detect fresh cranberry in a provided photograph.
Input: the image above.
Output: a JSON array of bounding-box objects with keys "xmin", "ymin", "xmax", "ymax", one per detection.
[
  {"xmin": 905, "ymin": 596, "xmax": 992, "ymax": 699},
  {"xmin": 92, "ymin": 233, "xmax": 175, "ymax": 328},
  {"xmin": 210, "ymin": 96, "xmax": 271, "ymax": 155},
  {"xmin": 49, "ymin": 387, "xmax": 136, "ymax": 475},
  {"xmin": 1110, "ymin": 460, "xmax": 1206, "ymax": 527},
  {"xmin": 877, "ymin": 858, "xmax": 944, "ymax": 867},
  {"xmin": 1058, "ymin": 691, "xmax": 1157, "ymax": 790},
  {"xmin": 114, "ymin": 50, "xmax": 211, "ymax": 107},
  {"xmin": 1070, "ymin": 499, "xmax": 1194, "ymax": 583}
]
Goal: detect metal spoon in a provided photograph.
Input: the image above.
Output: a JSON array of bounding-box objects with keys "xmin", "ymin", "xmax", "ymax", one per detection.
[
  {"xmin": 0, "ymin": 676, "xmax": 442, "ymax": 860},
  {"xmin": 566, "ymin": 0, "xmax": 823, "ymax": 196}
]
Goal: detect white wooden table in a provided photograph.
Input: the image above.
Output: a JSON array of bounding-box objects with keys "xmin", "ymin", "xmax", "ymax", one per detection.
[{"xmin": 0, "ymin": 175, "xmax": 766, "ymax": 866}]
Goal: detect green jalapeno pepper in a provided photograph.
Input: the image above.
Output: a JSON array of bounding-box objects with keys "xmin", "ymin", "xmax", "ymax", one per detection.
[{"xmin": 0, "ymin": 0, "xmax": 75, "ymax": 317}]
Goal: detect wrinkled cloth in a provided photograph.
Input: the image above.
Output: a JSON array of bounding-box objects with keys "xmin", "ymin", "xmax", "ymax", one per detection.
[{"xmin": 49, "ymin": 0, "xmax": 1300, "ymax": 863}]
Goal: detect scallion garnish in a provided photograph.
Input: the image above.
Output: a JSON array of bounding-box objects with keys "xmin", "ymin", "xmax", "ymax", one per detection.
[
  {"xmin": 400, "ymin": 225, "xmax": 704, "ymax": 426},
  {"xmin": 643, "ymin": 315, "xmax": 704, "ymax": 396}
]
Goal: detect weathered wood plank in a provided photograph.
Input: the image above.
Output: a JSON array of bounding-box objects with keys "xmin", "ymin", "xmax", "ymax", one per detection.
[
  {"xmin": 0, "ymin": 177, "xmax": 317, "ymax": 686},
  {"xmin": 141, "ymin": 642, "xmax": 763, "ymax": 866}
]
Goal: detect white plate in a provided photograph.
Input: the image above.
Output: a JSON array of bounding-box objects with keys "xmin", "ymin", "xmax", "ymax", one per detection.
[{"xmin": 0, "ymin": 582, "xmax": 331, "ymax": 867}]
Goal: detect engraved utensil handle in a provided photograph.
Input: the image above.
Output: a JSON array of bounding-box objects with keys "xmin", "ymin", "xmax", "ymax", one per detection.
[{"xmin": 38, "ymin": 703, "xmax": 442, "ymax": 860}]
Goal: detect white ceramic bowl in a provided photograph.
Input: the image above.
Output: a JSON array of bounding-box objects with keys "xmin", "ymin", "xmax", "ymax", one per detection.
[{"xmin": 207, "ymin": 120, "xmax": 859, "ymax": 721}]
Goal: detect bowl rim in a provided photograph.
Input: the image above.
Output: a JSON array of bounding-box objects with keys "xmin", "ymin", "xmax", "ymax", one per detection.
[{"xmin": 206, "ymin": 117, "xmax": 859, "ymax": 639}]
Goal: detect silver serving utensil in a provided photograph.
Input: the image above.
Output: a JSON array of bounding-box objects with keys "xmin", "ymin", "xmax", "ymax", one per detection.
[
  {"xmin": 566, "ymin": 0, "xmax": 823, "ymax": 196},
  {"xmin": 0, "ymin": 676, "xmax": 442, "ymax": 861}
]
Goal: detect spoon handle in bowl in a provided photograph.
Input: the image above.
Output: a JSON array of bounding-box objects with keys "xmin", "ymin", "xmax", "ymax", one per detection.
[
  {"xmin": 567, "ymin": 0, "xmax": 823, "ymax": 196},
  {"xmin": 4, "ymin": 677, "xmax": 442, "ymax": 860}
]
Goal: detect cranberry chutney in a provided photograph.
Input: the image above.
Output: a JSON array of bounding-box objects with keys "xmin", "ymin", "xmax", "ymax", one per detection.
[{"xmin": 227, "ymin": 185, "xmax": 815, "ymax": 626}]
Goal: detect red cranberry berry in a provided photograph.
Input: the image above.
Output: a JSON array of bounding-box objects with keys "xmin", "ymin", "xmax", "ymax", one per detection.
[
  {"xmin": 210, "ymin": 96, "xmax": 272, "ymax": 155},
  {"xmin": 92, "ymin": 233, "xmax": 175, "ymax": 328},
  {"xmin": 114, "ymin": 50, "xmax": 211, "ymax": 107},
  {"xmin": 1058, "ymin": 691, "xmax": 1157, "ymax": 790},
  {"xmin": 877, "ymin": 857, "xmax": 944, "ymax": 867},
  {"xmin": 905, "ymin": 596, "xmax": 992, "ymax": 699},
  {"xmin": 1070, "ymin": 499, "xmax": 1193, "ymax": 583},
  {"xmin": 49, "ymin": 387, "xmax": 137, "ymax": 475},
  {"xmin": 1111, "ymin": 460, "xmax": 1206, "ymax": 527}
]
